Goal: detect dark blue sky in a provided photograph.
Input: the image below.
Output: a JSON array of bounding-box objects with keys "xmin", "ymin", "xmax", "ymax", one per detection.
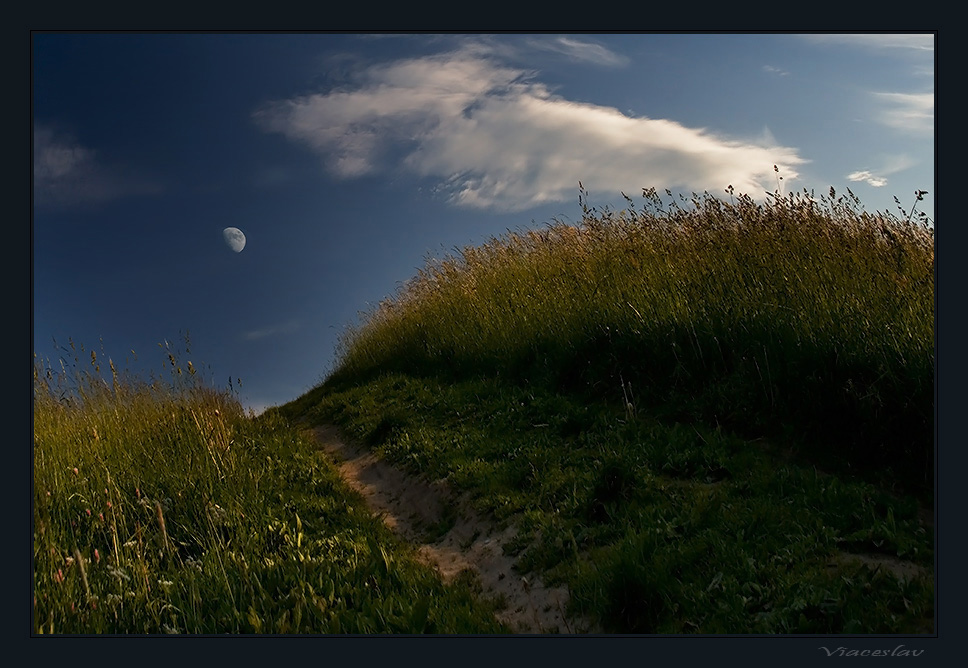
[{"xmin": 32, "ymin": 33, "xmax": 934, "ymax": 412}]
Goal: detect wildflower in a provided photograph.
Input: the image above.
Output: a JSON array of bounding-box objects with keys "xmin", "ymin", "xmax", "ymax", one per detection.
[
  {"xmin": 73, "ymin": 468, "xmax": 79, "ymax": 475},
  {"xmin": 54, "ymin": 569, "xmax": 64, "ymax": 583},
  {"xmin": 99, "ymin": 513, "xmax": 104, "ymax": 521},
  {"xmin": 106, "ymin": 501, "xmax": 112, "ymax": 509},
  {"xmin": 94, "ymin": 549, "xmax": 100, "ymax": 564},
  {"xmin": 86, "ymin": 509, "xmax": 91, "ymax": 516}
]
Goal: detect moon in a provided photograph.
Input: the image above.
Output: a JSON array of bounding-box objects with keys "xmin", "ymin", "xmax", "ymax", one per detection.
[{"xmin": 223, "ymin": 227, "xmax": 246, "ymax": 253}]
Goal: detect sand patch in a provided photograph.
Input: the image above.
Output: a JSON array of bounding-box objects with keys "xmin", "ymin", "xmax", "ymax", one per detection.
[{"xmin": 309, "ymin": 424, "xmax": 597, "ymax": 634}]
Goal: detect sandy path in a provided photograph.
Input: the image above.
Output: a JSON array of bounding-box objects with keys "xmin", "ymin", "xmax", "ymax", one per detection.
[{"xmin": 309, "ymin": 424, "xmax": 598, "ymax": 634}]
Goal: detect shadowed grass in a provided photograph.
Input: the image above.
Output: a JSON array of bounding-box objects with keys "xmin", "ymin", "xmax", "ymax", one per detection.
[
  {"xmin": 327, "ymin": 186, "xmax": 933, "ymax": 497},
  {"xmin": 281, "ymin": 183, "xmax": 934, "ymax": 634},
  {"xmin": 288, "ymin": 371, "xmax": 933, "ymax": 634}
]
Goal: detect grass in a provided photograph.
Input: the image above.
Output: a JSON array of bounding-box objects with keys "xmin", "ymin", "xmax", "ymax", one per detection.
[
  {"xmin": 32, "ymin": 341, "xmax": 507, "ymax": 634},
  {"xmin": 323, "ymin": 185, "xmax": 934, "ymax": 499},
  {"xmin": 283, "ymin": 372, "xmax": 933, "ymax": 633},
  {"xmin": 278, "ymin": 183, "xmax": 934, "ymax": 633}
]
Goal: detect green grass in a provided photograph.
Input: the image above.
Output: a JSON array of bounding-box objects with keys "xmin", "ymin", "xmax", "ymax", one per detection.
[
  {"xmin": 32, "ymin": 342, "xmax": 507, "ymax": 634},
  {"xmin": 281, "ymin": 372, "xmax": 933, "ymax": 634},
  {"xmin": 324, "ymin": 186, "xmax": 934, "ymax": 499},
  {"xmin": 278, "ymin": 184, "xmax": 934, "ymax": 634}
]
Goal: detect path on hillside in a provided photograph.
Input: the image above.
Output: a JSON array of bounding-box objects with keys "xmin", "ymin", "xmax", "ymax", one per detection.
[{"xmin": 308, "ymin": 424, "xmax": 598, "ymax": 634}]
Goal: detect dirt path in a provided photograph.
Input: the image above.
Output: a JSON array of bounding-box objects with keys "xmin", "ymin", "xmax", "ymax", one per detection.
[{"xmin": 308, "ymin": 424, "xmax": 598, "ymax": 634}]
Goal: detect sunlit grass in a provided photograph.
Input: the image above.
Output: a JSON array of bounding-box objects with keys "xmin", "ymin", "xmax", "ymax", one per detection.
[{"xmin": 32, "ymin": 342, "xmax": 506, "ymax": 634}]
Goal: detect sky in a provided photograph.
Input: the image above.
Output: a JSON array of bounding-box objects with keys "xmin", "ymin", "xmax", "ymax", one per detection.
[{"xmin": 31, "ymin": 33, "xmax": 935, "ymax": 414}]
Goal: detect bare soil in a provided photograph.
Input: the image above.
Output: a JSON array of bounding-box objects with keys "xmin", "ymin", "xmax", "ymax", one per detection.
[
  {"xmin": 306, "ymin": 424, "xmax": 931, "ymax": 633},
  {"xmin": 308, "ymin": 424, "xmax": 599, "ymax": 634}
]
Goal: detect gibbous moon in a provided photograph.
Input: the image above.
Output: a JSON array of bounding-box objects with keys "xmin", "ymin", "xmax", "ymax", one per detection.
[{"xmin": 223, "ymin": 227, "xmax": 246, "ymax": 253}]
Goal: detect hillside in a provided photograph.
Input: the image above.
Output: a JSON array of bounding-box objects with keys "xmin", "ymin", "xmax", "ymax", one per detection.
[{"xmin": 277, "ymin": 186, "xmax": 934, "ymax": 633}]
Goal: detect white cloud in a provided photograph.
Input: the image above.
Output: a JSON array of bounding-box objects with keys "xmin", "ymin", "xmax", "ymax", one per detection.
[
  {"xmin": 846, "ymin": 154, "xmax": 918, "ymax": 188},
  {"xmin": 254, "ymin": 47, "xmax": 807, "ymax": 212},
  {"xmin": 33, "ymin": 124, "xmax": 162, "ymax": 210},
  {"xmin": 847, "ymin": 170, "xmax": 888, "ymax": 187},
  {"xmin": 871, "ymin": 91, "xmax": 934, "ymax": 134},
  {"xmin": 762, "ymin": 65, "xmax": 789, "ymax": 76}
]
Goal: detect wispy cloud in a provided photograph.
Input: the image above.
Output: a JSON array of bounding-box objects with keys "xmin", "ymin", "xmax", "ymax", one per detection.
[
  {"xmin": 254, "ymin": 46, "xmax": 807, "ymax": 212},
  {"xmin": 846, "ymin": 171, "xmax": 888, "ymax": 187},
  {"xmin": 762, "ymin": 65, "xmax": 789, "ymax": 77},
  {"xmin": 798, "ymin": 34, "xmax": 934, "ymax": 52},
  {"xmin": 33, "ymin": 124, "xmax": 162, "ymax": 210},
  {"xmin": 524, "ymin": 36, "xmax": 630, "ymax": 67},
  {"xmin": 871, "ymin": 91, "xmax": 934, "ymax": 134},
  {"xmin": 242, "ymin": 319, "xmax": 300, "ymax": 341},
  {"xmin": 250, "ymin": 165, "xmax": 297, "ymax": 189},
  {"xmin": 846, "ymin": 154, "xmax": 917, "ymax": 188}
]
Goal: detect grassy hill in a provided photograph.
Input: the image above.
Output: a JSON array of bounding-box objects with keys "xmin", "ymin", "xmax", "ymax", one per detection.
[
  {"xmin": 278, "ymin": 185, "xmax": 934, "ymax": 633},
  {"xmin": 34, "ymin": 184, "xmax": 934, "ymax": 634}
]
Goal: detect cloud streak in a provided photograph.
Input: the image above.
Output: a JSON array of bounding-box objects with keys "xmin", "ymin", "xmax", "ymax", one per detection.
[
  {"xmin": 254, "ymin": 46, "xmax": 807, "ymax": 212},
  {"xmin": 242, "ymin": 319, "xmax": 300, "ymax": 341},
  {"xmin": 871, "ymin": 92, "xmax": 934, "ymax": 135},
  {"xmin": 33, "ymin": 124, "xmax": 162, "ymax": 210},
  {"xmin": 798, "ymin": 34, "xmax": 934, "ymax": 52},
  {"xmin": 524, "ymin": 36, "xmax": 630, "ymax": 67}
]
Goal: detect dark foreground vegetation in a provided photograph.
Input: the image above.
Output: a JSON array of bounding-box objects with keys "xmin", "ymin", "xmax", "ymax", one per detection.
[
  {"xmin": 319, "ymin": 185, "xmax": 934, "ymax": 500},
  {"xmin": 35, "ymin": 183, "xmax": 934, "ymax": 633}
]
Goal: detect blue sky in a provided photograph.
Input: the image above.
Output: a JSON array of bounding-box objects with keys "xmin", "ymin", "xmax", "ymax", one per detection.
[{"xmin": 32, "ymin": 33, "xmax": 935, "ymax": 414}]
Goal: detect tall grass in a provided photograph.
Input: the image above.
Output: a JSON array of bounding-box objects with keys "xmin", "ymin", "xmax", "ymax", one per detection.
[
  {"xmin": 32, "ymin": 342, "xmax": 506, "ymax": 634},
  {"xmin": 329, "ymin": 185, "xmax": 934, "ymax": 495}
]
